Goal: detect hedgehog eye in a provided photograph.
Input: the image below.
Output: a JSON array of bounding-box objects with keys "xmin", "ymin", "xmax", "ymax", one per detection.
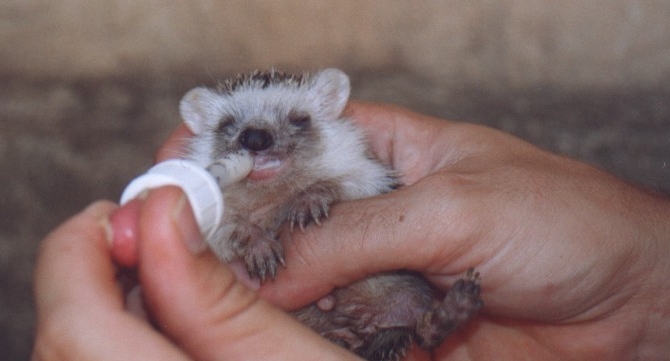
[
  {"xmin": 289, "ymin": 112, "xmax": 311, "ymax": 129},
  {"xmin": 216, "ymin": 116, "xmax": 235, "ymax": 134}
]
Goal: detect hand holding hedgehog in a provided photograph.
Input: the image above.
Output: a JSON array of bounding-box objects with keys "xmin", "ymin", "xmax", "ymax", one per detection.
[{"xmin": 33, "ymin": 85, "xmax": 670, "ymax": 360}]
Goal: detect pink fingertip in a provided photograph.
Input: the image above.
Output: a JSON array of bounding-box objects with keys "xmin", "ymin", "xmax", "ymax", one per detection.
[{"xmin": 109, "ymin": 198, "xmax": 143, "ymax": 268}]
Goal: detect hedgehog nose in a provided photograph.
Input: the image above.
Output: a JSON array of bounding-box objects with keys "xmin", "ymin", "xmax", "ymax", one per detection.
[{"xmin": 239, "ymin": 128, "xmax": 274, "ymax": 151}]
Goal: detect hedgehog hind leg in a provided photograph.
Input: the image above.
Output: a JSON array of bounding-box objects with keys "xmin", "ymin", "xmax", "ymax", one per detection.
[
  {"xmin": 356, "ymin": 327, "xmax": 413, "ymax": 361},
  {"xmin": 415, "ymin": 274, "xmax": 483, "ymax": 349}
]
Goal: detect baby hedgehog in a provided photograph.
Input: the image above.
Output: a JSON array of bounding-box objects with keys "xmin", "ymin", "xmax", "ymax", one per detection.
[{"xmin": 179, "ymin": 68, "xmax": 482, "ymax": 361}]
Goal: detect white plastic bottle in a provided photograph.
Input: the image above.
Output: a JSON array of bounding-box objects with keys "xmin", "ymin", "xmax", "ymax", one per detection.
[{"xmin": 119, "ymin": 153, "xmax": 253, "ymax": 243}]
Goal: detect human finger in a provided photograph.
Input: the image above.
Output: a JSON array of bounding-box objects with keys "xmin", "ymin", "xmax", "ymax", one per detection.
[
  {"xmin": 344, "ymin": 101, "xmax": 467, "ymax": 185},
  {"xmin": 136, "ymin": 186, "xmax": 360, "ymax": 361},
  {"xmin": 109, "ymin": 198, "xmax": 143, "ymax": 268},
  {"xmin": 34, "ymin": 201, "xmax": 120, "ymax": 320},
  {"xmin": 32, "ymin": 201, "xmax": 191, "ymax": 361}
]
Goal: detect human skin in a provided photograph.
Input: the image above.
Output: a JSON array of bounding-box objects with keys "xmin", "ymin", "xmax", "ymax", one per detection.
[
  {"xmin": 32, "ymin": 188, "xmax": 361, "ymax": 361},
  {"xmin": 33, "ymin": 101, "xmax": 670, "ymax": 360}
]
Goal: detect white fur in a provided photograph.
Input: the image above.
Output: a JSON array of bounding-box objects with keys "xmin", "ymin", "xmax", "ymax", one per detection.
[
  {"xmin": 179, "ymin": 69, "xmax": 395, "ymax": 261},
  {"xmin": 312, "ymin": 119, "xmax": 392, "ymax": 198}
]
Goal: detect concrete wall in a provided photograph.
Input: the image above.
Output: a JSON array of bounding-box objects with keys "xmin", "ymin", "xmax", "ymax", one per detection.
[{"xmin": 3, "ymin": 0, "xmax": 670, "ymax": 89}]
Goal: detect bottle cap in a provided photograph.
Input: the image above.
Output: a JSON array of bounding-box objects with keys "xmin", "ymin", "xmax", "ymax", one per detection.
[{"xmin": 120, "ymin": 157, "xmax": 252, "ymax": 243}]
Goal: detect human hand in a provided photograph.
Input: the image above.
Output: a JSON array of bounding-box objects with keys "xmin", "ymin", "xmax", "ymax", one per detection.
[
  {"xmin": 32, "ymin": 187, "xmax": 361, "ymax": 361},
  {"xmin": 255, "ymin": 101, "xmax": 670, "ymax": 360}
]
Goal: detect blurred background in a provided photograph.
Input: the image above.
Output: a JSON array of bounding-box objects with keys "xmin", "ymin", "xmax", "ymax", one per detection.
[{"xmin": 2, "ymin": 1, "xmax": 669, "ymax": 359}]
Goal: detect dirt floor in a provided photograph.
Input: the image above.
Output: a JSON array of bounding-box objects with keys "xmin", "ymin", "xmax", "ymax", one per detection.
[{"xmin": 2, "ymin": 71, "xmax": 669, "ymax": 360}]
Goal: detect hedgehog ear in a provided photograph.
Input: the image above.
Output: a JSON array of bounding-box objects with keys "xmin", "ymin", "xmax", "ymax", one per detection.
[
  {"xmin": 308, "ymin": 68, "xmax": 350, "ymax": 120},
  {"xmin": 179, "ymin": 87, "xmax": 222, "ymax": 134}
]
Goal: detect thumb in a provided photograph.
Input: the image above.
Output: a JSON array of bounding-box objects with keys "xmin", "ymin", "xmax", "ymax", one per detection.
[{"xmin": 136, "ymin": 186, "xmax": 358, "ymax": 361}]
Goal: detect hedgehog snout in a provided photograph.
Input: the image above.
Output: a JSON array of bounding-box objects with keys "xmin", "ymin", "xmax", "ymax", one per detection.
[{"xmin": 239, "ymin": 127, "xmax": 274, "ymax": 151}]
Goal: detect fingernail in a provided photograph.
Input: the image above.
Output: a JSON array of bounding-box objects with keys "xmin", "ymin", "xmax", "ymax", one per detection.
[{"xmin": 172, "ymin": 195, "xmax": 208, "ymax": 254}]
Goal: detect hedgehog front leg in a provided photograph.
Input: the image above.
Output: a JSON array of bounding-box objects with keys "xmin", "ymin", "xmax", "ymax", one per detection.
[
  {"xmin": 286, "ymin": 180, "xmax": 341, "ymax": 232},
  {"xmin": 229, "ymin": 219, "xmax": 285, "ymax": 281}
]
